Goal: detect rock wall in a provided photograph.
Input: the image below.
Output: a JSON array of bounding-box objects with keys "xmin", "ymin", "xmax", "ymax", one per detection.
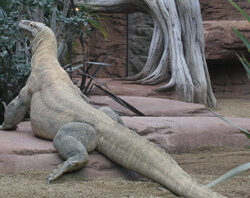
[
  {"xmin": 128, "ymin": 18, "xmax": 250, "ymax": 75},
  {"xmin": 128, "ymin": 0, "xmax": 250, "ymax": 75},
  {"xmin": 203, "ymin": 20, "xmax": 250, "ymax": 60},
  {"xmin": 200, "ymin": 0, "xmax": 250, "ymax": 98},
  {"xmin": 200, "ymin": 0, "xmax": 249, "ymax": 21},
  {"xmin": 73, "ymin": 13, "xmax": 127, "ymax": 78},
  {"xmin": 127, "ymin": 13, "xmax": 151, "ymax": 76},
  {"xmin": 76, "ymin": 0, "xmax": 250, "ymax": 98},
  {"xmin": 126, "ymin": 0, "xmax": 250, "ymax": 98}
]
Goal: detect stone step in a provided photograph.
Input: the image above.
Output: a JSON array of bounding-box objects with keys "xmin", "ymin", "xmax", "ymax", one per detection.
[
  {"xmin": 0, "ymin": 118, "xmax": 249, "ymax": 178},
  {"xmin": 123, "ymin": 116, "xmax": 250, "ymax": 152},
  {"xmin": 89, "ymin": 96, "xmax": 213, "ymax": 117}
]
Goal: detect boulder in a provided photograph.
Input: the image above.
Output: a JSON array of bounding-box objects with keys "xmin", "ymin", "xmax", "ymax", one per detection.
[
  {"xmin": 88, "ymin": 78, "xmax": 178, "ymax": 100},
  {"xmin": 200, "ymin": 0, "xmax": 250, "ymax": 21},
  {"xmin": 1, "ymin": 118, "xmax": 249, "ymax": 178},
  {"xmin": 123, "ymin": 117, "xmax": 250, "ymax": 152},
  {"xmin": 89, "ymin": 96, "xmax": 213, "ymax": 117},
  {"xmin": 204, "ymin": 20, "xmax": 250, "ymax": 60},
  {"xmin": 0, "ymin": 122, "xmax": 136, "ymax": 180}
]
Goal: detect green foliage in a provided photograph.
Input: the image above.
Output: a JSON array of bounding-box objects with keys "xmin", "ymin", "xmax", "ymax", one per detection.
[
  {"xmin": 232, "ymin": 28, "xmax": 250, "ymax": 52},
  {"xmin": 58, "ymin": 4, "xmax": 107, "ymax": 39},
  {"xmin": 206, "ymin": 163, "xmax": 250, "ymax": 188},
  {"xmin": 228, "ymin": 0, "xmax": 250, "ymax": 23},
  {"xmin": 0, "ymin": 2, "xmax": 30, "ymax": 123},
  {"xmin": 237, "ymin": 55, "xmax": 250, "ymax": 80},
  {"xmin": 0, "ymin": 0, "xmax": 105, "ymax": 123},
  {"xmin": 229, "ymin": 0, "xmax": 250, "ymax": 78},
  {"xmin": 0, "ymin": 0, "xmax": 11, "ymax": 14}
]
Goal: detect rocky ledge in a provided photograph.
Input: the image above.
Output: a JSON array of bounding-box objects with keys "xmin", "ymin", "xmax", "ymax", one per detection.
[{"xmin": 1, "ymin": 115, "xmax": 249, "ymax": 179}]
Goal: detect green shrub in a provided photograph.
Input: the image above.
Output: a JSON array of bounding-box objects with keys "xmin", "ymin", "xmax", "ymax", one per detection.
[
  {"xmin": 0, "ymin": 3, "xmax": 30, "ymax": 123},
  {"xmin": 0, "ymin": 0, "xmax": 105, "ymax": 123}
]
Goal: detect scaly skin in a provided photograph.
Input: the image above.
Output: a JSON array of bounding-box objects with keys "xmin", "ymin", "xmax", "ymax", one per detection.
[{"xmin": 0, "ymin": 20, "xmax": 227, "ymax": 198}]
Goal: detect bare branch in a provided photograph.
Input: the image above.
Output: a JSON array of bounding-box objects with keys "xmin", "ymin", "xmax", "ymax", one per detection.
[
  {"xmin": 76, "ymin": 0, "xmax": 216, "ymax": 107},
  {"xmin": 57, "ymin": 39, "xmax": 67, "ymax": 62},
  {"xmin": 38, "ymin": 7, "xmax": 44, "ymax": 23},
  {"xmin": 50, "ymin": 1, "xmax": 58, "ymax": 33},
  {"xmin": 56, "ymin": 0, "xmax": 71, "ymax": 38},
  {"xmin": 25, "ymin": 7, "xmax": 32, "ymax": 19},
  {"xmin": 31, "ymin": 6, "xmax": 39, "ymax": 21},
  {"xmin": 62, "ymin": 0, "xmax": 71, "ymax": 17}
]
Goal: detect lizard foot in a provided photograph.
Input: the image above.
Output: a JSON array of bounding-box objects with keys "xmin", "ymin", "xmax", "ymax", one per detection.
[
  {"xmin": 48, "ymin": 122, "xmax": 96, "ymax": 184},
  {"xmin": 47, "ymin": 161, "xmax": 76, "ymax": 184},
  {"xmin": 0, "ymin": 124, "xmax": 17, "ymax": 131}
]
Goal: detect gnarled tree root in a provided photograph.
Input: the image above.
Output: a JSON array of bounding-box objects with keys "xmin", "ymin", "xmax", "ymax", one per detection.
[{"xmin": 75, "ymin": 0, "xmax": 216, "ymax": 108}]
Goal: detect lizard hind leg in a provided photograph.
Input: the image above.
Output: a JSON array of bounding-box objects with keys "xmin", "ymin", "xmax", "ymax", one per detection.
[{"xmin": 47, "ymin": 122, "xmax": 97, "ymax": 184}]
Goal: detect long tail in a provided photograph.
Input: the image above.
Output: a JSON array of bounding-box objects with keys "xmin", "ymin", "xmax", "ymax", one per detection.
[{"xmin": 98, "ymin": 124, "xmax": 227, "ymax": 198}]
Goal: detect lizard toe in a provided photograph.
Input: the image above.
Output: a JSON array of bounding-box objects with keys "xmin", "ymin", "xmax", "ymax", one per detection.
[
  {"xmin": 46, "ymin": 161, "xmax": 79, "ymax": 183},
  {"xmin": 46, "ymin": 163, "xmax": 67, "ymax": 183}
]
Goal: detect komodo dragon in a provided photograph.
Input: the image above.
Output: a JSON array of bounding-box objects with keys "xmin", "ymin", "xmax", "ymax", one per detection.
[{"xmin": 0, "ymin": 20, "xmax": 227, "ymax": 198}]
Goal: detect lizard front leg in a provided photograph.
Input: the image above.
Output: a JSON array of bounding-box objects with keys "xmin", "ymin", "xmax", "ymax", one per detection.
[
  {"xmin": 99, "ymin": 106, "xmax": 139, "ymax": 132},
  {"xmin": 47, "ymin": 122, "xmax": 97, "ymax": 183},
  {"xmin": 0, "ymin": 86, "xmax": 31, "ymax": 130},
  {"xmin": 99, "ymin": 106, "xmax": 125, "ymax": 126}
]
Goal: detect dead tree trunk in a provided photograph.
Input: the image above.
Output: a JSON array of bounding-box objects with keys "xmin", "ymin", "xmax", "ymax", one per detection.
[{"xmin": 75, "ymin": 0, "xmax": 216, "ymax": 108}]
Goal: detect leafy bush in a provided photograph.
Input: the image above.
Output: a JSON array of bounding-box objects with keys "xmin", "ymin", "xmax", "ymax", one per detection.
[
  {"xmin": 0, "ymin": 2, "xmax": 30, "ymax": 123},
  {"xmin": 0, "ymin": 0, "xmax": 105, "ymax": 123}
]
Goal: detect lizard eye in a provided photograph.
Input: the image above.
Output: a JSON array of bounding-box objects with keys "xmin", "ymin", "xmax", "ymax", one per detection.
[{"xmin": 29, "ymin": 23, "xmax": 35, "ymax": 28}]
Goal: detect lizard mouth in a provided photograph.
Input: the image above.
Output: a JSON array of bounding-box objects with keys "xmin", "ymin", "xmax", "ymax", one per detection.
[{"xmin": 18, "ymin": 20, "xmax": 34, "ymax": 38}]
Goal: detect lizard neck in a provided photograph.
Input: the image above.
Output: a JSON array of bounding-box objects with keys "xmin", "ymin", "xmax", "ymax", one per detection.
[{"xmin": 31, "ymin": 29, "xmax": 58, "ymax": 70}]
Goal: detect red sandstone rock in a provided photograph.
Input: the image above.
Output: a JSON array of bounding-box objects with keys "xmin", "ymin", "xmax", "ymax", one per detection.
[
  {"xmin": 123, "ymin": 117, "xmax": 250, "ymax": 153},
  {"xmin": 200, "ymin": 0, "xmax": 250, "ymax": 21},
  {"xmin": 0, "ymin": 122, "xmax": 54, "ymax": 155},
  {"xmin": 88, "ymin": 78, "xmax": 178, "ymax": 99},
  {"xmin": 0, "ymin": 118, "xmax": 249, "ymax": 178},
  {"xmin": 89, "ymin": 96, "xmax": 213, "ymax": 117},
  {"xmin": 73, "ymin": 13, "xmax": 127, "ymax": 78},
  {"xmin": 0, "ymin": 122, "xmax": 132, "ymax": 179},
  {"xmin": 204, "ymin": 20, "xmax": 250, "ymax": 60}
]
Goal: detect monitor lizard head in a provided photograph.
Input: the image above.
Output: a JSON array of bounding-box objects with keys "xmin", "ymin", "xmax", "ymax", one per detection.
[
  {"xmin": 18, "ymin": 20, "xmax": 57, "ymax": 55},
  {"xmin": 18, "ymin": 20, "xmax": 47, "ymax": 39}
]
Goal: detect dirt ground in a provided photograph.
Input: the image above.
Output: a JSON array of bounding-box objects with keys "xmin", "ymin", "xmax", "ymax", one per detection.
[
  {"xmin": 0, "ymin": 147, "xmax": 249, "ymax": 198},
  {"xmin": 0, "ymin": 99, "xmax": 249, "ymax": 198},
  {"xmin": 216, "ymin": 99, "xmax": 250, "ymax": 118}
]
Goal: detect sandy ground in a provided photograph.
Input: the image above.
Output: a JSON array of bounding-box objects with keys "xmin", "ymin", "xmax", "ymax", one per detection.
[
  {"xmin": 216, "ymin": 99, "xmax": 250, "ymax": 118},
  {"xmin": 0, "ymin": 98, "xmax": 249, "ymax": 198},
  {"xmin": 0, "ymin": 147, "xmax": 249, "ymax": 198}
]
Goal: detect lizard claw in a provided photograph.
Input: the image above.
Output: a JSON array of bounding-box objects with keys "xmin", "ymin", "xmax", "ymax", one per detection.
[
  {"xmin": 0, "ymin": 125, "xmax": 8, "ymax": 130},
  {"xmin": 0, "ymin": 124, "xmax": 17, "ymax": 131},
  {"xmin": 46, "ymin": 177, "xmax": 51, "ymax": 185},
  {"xmin": 46, "ymin": 163, "xmax": 67, "ymax": 184},
  {"xmin": 46, "ymin": 172, "xmax": 58, "ymax": 184}
]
